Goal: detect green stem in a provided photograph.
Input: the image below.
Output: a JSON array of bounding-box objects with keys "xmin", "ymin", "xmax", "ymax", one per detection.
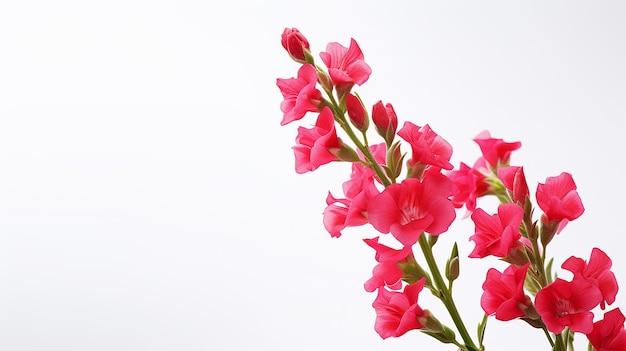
[
  {"xmin": 541, "ymin": 325, "xmax": 555, "ymax": 348},
  {"xmin": 327, "ymin": 100, "xmax": 391, "ymax": 187},
  {"xmin": 418, "ymin": 235, "xmax": 479, "ymax": 351}
]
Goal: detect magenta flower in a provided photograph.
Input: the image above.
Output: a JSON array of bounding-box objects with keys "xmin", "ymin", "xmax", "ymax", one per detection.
[
  {"xmin": 473, "ymin": 130, "xmax": 521, "ymax": 168},
  {"xmin": 367, "ymin": 172, "xmax": 456, "ymax": 246},
  {"xmin": 561, "ymin": 248, "xmax": 618, "ymax": 309},
  {"xmin": 481, "ymin": 263, "xmax": 531, "ymax": 321},
  {"xmin": 587, "ymin": 308, "xmax": 626, "ymax": 351},
  {"xmin": 281, "ymin": 27, "xmax": 310, "ymax": 63},
  {"xmin": 372, "ymin": 278, "xmax": 427, "ymax": 339},
  {"xmin": 469, "ymin": 203, "xmax": 524, "ymax": 259},
  {"xmin": 536, "ymin": 172, "xmax": 585, "ymax": 227},
  {"xmin": 319, "ymin": 39, "xmax": 372, "ymax": 89},
  {"xmin": 276, "ymin": 64, "xmax": 321, "ymax": 126},
  {"xmin": 363, "ymin": 237, "xmax": 412, "ymax": 292},
  {"xmin": 447, "ymin": 160, "xmax": 490, "ymax": 213},
  {"xmin": 323, "ymin": 181, "xmax": 378, "ymax": 238},
  {"xmin": 535, "ymin": 278, "xmax": 602, "ymax": 334},
  {"xmin": 292, "ymin": 107, "xmax": 341, "ymax": 173},
  {"xmin": 397, "ymin": 122, "xmax": 453, "ymax": 171}
]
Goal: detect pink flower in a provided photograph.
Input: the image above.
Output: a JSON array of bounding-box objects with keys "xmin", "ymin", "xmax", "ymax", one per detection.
[
  {"xmin": 276, "ymin": 64, "xmax": 322, "ymax": 126},
  {"xmin": 497, "ymin": 166, "xmax": 529, "ymax": 205},
  {"xmin": 469, "ymin": 203, "xmax": 524, "ymax": 259},
  {"xmin": 292, "ymin": 107, "xmax": 341, "ymax": 173},
  {"xmin": 372, "ymin": 278, "xmax": 427, "ymax": 339},
  {"xmin": 447, "ymin": 161, "xmax": 490, "ymax": 213},
  {"xmin": 319, "ymin": 39, "xmax": 372, "ymax": 89},
  {"xmin": 363, "ymin": 237, "xmax": 412, "ymax": 292},
  {"xmin": 281, "ymin": 27, "xmax": 310, "ymax": 63},
  {"xmin": 323, "ymin": 181, "xmax": 378, "ymax": 238},
  {"xmin": 473, "ymin": 131, "xmax": 521, "ymax": 169},
  {"xmin": 397, "ymin": 122, "xmax": 453, "ymax": 171},
  {"xmin": 481, "ymin": 263, "xmax": 531, "ymax": 321},
  {"xmin": 367, "ymin": 172, "xmax": 456, "ymax": 246},
  {"xmin": 536, "ymin": 172, "xmax": 585, "ymax": 227},
  {"xmin": 561, "ymin": 248, "xmax": 618, "ymax": 309},
  {"xmin": 535, "ymin": 278, "xmax": 602, "ymax": 334},
  {"xmin": 587, "ymin": 308, "xmax": 626, "ymax": 351}
]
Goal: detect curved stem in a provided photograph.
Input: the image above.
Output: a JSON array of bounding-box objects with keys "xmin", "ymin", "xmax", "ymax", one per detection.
[
  {"xmin": 326, "ymin": 99, "xmax": 391, "ymax": 187},
  {"xmin": 418, "ymin": 235, "xmax": 479, "ymax": 351}
]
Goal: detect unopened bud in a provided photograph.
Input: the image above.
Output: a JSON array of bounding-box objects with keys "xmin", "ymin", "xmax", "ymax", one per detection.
[
  {"xmin": 539, "ymin": 216, "xmax": 560, "ymax": 247},
  {"xmin": 331, "ymin": 143, "xmax": 361, "ymax": 163},
  {"xmin": 281, "ymin": 27, "xmax": 311, "ymax": 63},
  {"xmin": 345, "ymin": 93, "xmax": 369, "ymax": 132},
  {"xmin": 372, "ymin": 100, "xmax": 398, "ymax": 145}
]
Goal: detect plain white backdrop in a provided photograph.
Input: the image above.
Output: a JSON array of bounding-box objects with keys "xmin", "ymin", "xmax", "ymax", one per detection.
[{"xmin": 1, "ymin": 1, "xmax": 625, "ymax": 350}]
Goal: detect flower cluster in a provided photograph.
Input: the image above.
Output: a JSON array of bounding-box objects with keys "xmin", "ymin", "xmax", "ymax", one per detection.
[{"xmin": 276, "ymin": 27, "xmax": 624, "ymax": 351}]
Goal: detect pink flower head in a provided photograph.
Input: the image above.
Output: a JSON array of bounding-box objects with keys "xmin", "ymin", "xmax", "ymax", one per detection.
[
  {"xmin": 481, "ymin": 263, "xmax": 531, "ymax": 321},
  {"xmin": 535, "ymin": 278, "xmax": 602, "ymax": 334},
  {"xmin": 276, "ymin": 64, "xmax": 322, "ymax": 126},
  {"xmin": 473, "ymin": 131, "xmax": 521, "ymax": 169},
  {"xmin": 561, "ymin": 248, "xmax": 618, "ymax": 309},
  {"xmin": 363, "ymin": 237, "xmax": 412, "ymax": 292},
  {"xmin": 469, "ymin": 203, "xmax": 524, "ymax": 259},
  {"xmin": 281, "ymin": 27, "xmax": 310, "ymax": 63},
  {"xmin": 292, "ymin": 107, "xmax": 341, "ymax": 173},
  {"xmin": 587, "ymin": 308, "xmax": 626, "ymax": 351},
  {"xmin": 397, "ymin": 122, "xmax": 454, "ymax": 171},
  {"xmin": 536, "ymin": 172, "xmax": 585, "ymax": 228},
  {"xmin": 319, "ymin": 39, "xmax": 372, "ymax": 89},
  {"xmin": 323, "ymin": 181, "xmax": 379, "ymax": 238},
  {"xmin": 371, "ymin": 101, "xmax": 398, "ymax": 145},
  {"xmin": 372, "ymin": 278, "xmax": 427, "ymax": 339},
  {"xmin": 447, "ymin": 161, "xmax": 490, "ymax": 213},
  {"xmin": 367, "ymin": 172, "xmax": 456, "ymax": 246},
  {"xmin": 497, "ymin": 166, "xmax": 529, "ymax": 205}
]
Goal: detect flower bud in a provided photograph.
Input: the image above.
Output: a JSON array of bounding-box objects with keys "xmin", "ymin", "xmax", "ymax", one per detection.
[
  {"xmin": 372, "ymin": 100, "xmax": 398, "ymax": 145},
  {"xmin": 445, "ymin": 242, "xmax": 460, "ymax": 282},
  {"xmin": 281, "ymin": 27, "xmax": 311, "ymax": 63},
  {"xmin": 345, "ymin": 93, "xmax": 369, "ymax": 132},
  {"xmin": 331, "ymin": 142, "xmax": 361, "ymax": 163},
  {"xmin": 498, "ymin": 166, "xmax": 529, "ymax": 205},
  {"xmin": 540, "ymin": 216, "xmax": 560, "ymax": 247}
]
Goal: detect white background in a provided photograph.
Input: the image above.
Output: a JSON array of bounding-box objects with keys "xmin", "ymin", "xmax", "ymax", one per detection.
[{"xmin": 1, "ymin": 1, "xmax": 625, "ymax": 350}]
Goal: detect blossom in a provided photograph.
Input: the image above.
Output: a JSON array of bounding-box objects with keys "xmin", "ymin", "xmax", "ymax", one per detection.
[
  {"xmin": 481, "ymin": 263, "xmax": 531, "ymax": 321},
  {"xmin": 319, "ymin": 38, "xmax": 372, "ymax": 89},
  {"xmin": 561, "ymin": 247, "xmax": 618, "ymax": 309},
  {"xmin": 473, "ymin": 130, "xmax": 521, "ymax": 169},
  {"xmin": 397, "ymin": 122, "xmax": 453, "ymax": 172},
  {"xmin": 535, "ymin": 278, "xmax": 602, "ymax": 334},
  {"xmin": 536, "ymin": 172, "xmax": 584, "ymax": 229},
  {"xmin": 469, "ymin": 203, "xmax": 524, "ymax": 259},
  {"xmin": 372, "ymin": 278, "xmax": 427, "ymax": 339},
  {"xmin": 497, "ymin": 166, "xmax": 529, "ymax": 205},
  {"xmin": 447, "ymin": 160, "xmax": 490, "ymax": 213},
  {"xmin": 292, "ymin": 107, "xmax": 341, "ymax": 173},
  {"xmin": 363, "ymin": 237, "xmax": 412, "ymax": 292},
  {"xmin": 367, "ymin": 172, "xmax": 456, "ymax": 246},
  {"xmin": 323, "ymin": 181, "xmax": 378, "ymax": 238},
  {"xmin": 281, "ymin": 27, "xmax": 310, "ymax": 63},
  {"xmin": 587, "ymin": 308, "xmax": 626, "ymax": 351},
  {"xmin": 276, "ymin": 64, "xmax": 322, "ymax": 126}
]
